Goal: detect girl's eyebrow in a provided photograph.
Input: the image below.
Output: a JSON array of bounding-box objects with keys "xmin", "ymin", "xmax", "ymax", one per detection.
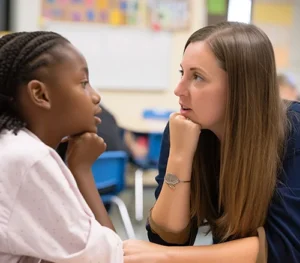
[{"xmin": 80, "ymin": 67, "xmax": 89, "ymax": 75}]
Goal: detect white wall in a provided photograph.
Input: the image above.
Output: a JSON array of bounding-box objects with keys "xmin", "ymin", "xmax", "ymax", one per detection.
[
  {"xmin": 252, "ymin": 1, "xmax": 300, "ymax": 92},
  {"xmin": 10, "ymin": 0, "xmax": 206, "ymax": 120},
  {"xmin": 288, "ymin": 1, "xmax": 300, "ymax": 91},
  {"xmin": 10, "ymin": 0, "xmax": 42, "ymax": 31}
]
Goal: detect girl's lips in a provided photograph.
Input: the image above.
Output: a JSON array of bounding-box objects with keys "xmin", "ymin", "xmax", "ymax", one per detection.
[{"xmin": 94, "ymin": 116, "xmax": 101, "ymax": 124}]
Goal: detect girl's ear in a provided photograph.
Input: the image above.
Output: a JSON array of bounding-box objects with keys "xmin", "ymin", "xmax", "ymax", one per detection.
[{"xmin": 26, "ymin": 80, "xmax": 51, "ymax": 110}]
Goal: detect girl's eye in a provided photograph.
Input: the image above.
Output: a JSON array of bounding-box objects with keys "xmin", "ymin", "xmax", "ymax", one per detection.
[
  {"xmin": 179, "ymin": 69, "xmax": 183, "ymax": 77},
  {"xmin": 81, "ymin": 81, "xmax": 89, "ymax": 89}
]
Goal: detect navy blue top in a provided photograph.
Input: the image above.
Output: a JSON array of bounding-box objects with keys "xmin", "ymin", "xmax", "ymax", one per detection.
[{"xmin": 146, "ymin": 102, "xmax": 300, "ymax": 262}]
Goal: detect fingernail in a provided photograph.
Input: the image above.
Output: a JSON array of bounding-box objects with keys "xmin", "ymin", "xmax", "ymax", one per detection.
[{"xmin": 61, "ymin": 136, "xmax": 69, "ymax": 143}]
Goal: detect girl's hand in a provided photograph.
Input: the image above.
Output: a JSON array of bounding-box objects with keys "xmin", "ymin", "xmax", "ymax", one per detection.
[
  {"xmin": 123, "ymin": 240, "xmax": 168, "ymax": 263},
  {"xmin": 65, "ymin": 132, "xmax": 106, "ymax": 174}
]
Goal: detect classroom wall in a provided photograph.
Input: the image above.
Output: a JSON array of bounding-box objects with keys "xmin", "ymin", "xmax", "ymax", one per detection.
[
  {"xmin": 252, "ymin": 0, "xmax": 300, "ymax": 93},
  {"xmin": 288, "ymin": 2, "xmax": 300, "ymax": 91},
  {"xmin": 10, "ymin": 0, "xmax": 206, "ymax": 120}
]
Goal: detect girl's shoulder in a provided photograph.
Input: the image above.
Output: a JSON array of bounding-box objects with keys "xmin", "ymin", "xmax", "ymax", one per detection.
[{"xmin": 0, "ymin": 128, "xmax": 50, "ymax": 172}]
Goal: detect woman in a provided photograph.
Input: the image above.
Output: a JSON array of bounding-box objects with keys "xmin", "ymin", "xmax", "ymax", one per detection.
[{"xmin": 123, "ymin": 22, "xmax": 300, "ymax": 263}]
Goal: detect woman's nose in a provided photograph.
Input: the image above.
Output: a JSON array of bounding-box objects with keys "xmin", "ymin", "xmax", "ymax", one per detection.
[{"xmin": 174, "ymin": 80, "xmax": 188, "ymax": 97}]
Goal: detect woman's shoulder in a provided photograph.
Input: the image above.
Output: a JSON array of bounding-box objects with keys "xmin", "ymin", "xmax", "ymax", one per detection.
[
  {"xmin": 287, "ymin": 101, "xmax": 300, "ymax": 122},
  {"xmin": 278, "ymin": 102, "xmax": 300, "ymax": 187},
  {"xmin": 286, "ymin": 102, "xmax": 300, "ymax": 156},
  {"xmin": 287, "ymin": 101, "xmax": 300, "ymax": 113}
]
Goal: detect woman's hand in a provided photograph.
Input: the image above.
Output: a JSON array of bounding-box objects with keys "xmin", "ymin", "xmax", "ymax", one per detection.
[
  {"xmin": 123, "ymin": 240, "xmax": 168, "ymax": 263},
  {"xmin": 169, "ymin": 113, "xmax": 201, "ymax": 160}
]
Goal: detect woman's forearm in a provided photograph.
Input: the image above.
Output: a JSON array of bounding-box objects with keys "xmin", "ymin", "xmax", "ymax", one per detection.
[
  {"xmin": 166, "ymin": 236, "xmax": 259, "ymax": 263},
  {"xmin": 152, "ymin": 155, "xmax": 193, "ymax": 233}
]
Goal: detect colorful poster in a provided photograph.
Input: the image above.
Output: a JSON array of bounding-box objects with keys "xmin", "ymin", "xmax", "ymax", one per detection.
[
  {"xmin": 41, "ymin": 0, "xmax": 141, "ymax": 25},
  {"xmin": 149, "ymin": 0, "xmax": 191, "ymax": 31}
]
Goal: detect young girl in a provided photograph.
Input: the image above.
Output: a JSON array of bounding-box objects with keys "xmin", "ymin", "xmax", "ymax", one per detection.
[
  {"xmin": 123, "ymin": 22, "xmax": 300, "ymax": 262},
  {"xmin": 0, "ymin": 32, "xmax": 123, "ymax": 263}
]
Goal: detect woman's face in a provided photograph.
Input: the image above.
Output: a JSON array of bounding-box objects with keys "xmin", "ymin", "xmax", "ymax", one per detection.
[{"xmin": 174, "ymin": 41, "xmax": 228, "ymax": 138}]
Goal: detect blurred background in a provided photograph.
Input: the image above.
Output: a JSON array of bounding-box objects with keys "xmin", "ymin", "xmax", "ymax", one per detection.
[{"xmin": 1, "ymin": 0, "xmax": 299, "ymax": 242}]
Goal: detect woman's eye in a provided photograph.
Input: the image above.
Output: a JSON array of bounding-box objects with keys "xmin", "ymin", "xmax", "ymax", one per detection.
[
  {"xmin": 194, "ymin": 74, "xmax": 203, "ymax": 81},
  {"xmin": 179, "ymin": 69, "xmax": 184, "ymax": 77}
]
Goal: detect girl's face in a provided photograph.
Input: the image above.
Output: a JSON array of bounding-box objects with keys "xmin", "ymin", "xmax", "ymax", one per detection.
[
  {"xmin": 19, "ymin": 42, "xmax": 102, "ymax": 147},
  {"xmin": 47, "ymin": 43, "xmax": 101, "ymax": 138},
  {"xmin": 174, "ymin": 41, "xmax": 228, "ymax": 139}
]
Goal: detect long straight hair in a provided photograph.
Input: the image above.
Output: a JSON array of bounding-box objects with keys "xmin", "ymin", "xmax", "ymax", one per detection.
[{"xmin": 187, "ymin": 22, "xmax": 288, "ymax": 241}]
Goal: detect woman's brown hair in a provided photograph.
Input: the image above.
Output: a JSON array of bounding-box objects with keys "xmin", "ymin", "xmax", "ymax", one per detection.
[{"xmin": 187, "ymin": 22, "xmax": 288, "ymax": 241}]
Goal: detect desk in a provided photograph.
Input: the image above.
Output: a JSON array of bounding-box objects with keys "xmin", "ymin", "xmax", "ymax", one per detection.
[{"xmin": 116, "ymin": 115, "xmax": 168, "ymax": 134}]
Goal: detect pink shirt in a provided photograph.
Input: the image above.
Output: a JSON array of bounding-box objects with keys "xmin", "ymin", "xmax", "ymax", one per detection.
[{"xmin": 0, "ymin": 129, "xmax": 123, "ymax": 263}]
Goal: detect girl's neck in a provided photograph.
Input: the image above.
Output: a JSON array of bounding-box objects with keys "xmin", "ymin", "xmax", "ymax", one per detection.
[{"xmin": 26, "ymin": 124, "xmax": 61, "ymax": 149}]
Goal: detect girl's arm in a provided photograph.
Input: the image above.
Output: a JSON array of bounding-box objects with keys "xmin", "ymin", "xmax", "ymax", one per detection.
[{"xmin": 72, "ymin": 168, "xmax": 115, "ymax": 231}]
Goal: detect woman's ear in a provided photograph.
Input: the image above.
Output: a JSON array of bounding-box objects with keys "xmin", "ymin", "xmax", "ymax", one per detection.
[{"xmin": 26, "ymin": 80, "xmax": 51, "ymax": 110}]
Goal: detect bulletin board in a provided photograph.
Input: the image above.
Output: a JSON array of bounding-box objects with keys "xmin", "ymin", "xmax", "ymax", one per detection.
[
  {"xmin": 42, "ymin": 21, "xmax": 172, "ymax": 90},
  {"xmin": 40, "ymin": 0, "xmax": 191, "ymax": 90},
  {"xmin": 41, "ymin": 0, "xmax": 192, "ymax": 31}
]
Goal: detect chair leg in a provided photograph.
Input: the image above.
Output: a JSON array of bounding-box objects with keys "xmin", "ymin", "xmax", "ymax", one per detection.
[
  {"xmin": 135, "ymin": 168, "xmax": 144, "ymax": 222},
  {"xmin": 110, "ymin": 196, "xmax": 136, "ymax": 239}
]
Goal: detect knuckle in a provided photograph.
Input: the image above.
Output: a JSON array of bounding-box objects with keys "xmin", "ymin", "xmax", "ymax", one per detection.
[
  {"xmin": 170, "ymin": 112, "xmax": 176, "ymax": 118},
  {"xmin": 91, "ymin": 133, "xmax": 98, "ymax": 139},
  {"xmin": 83, "ymin": 133, "xmax": 92, "ymax": 139}
]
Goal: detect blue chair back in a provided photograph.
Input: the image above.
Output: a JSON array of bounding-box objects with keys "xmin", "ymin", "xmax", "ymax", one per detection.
[
  {"xmin": 147, "ymin": 133, "xmax": 163, "ymax": 164},
  {"xmin": 92, "ymin": 151, "xmax": 128, "ymax": 194},
  {"xmin": 142, "ymin": 109, "xmax": 173, "ymax": 120},
  {"xmin": 141, "ymin": 108, "xmax": 171, "ymax": 164}
]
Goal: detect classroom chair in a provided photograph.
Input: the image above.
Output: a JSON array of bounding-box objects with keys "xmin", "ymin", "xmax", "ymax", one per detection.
[{"xmin": 92, "ymin": 151, "xmax": 135, "ymax": 239}]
